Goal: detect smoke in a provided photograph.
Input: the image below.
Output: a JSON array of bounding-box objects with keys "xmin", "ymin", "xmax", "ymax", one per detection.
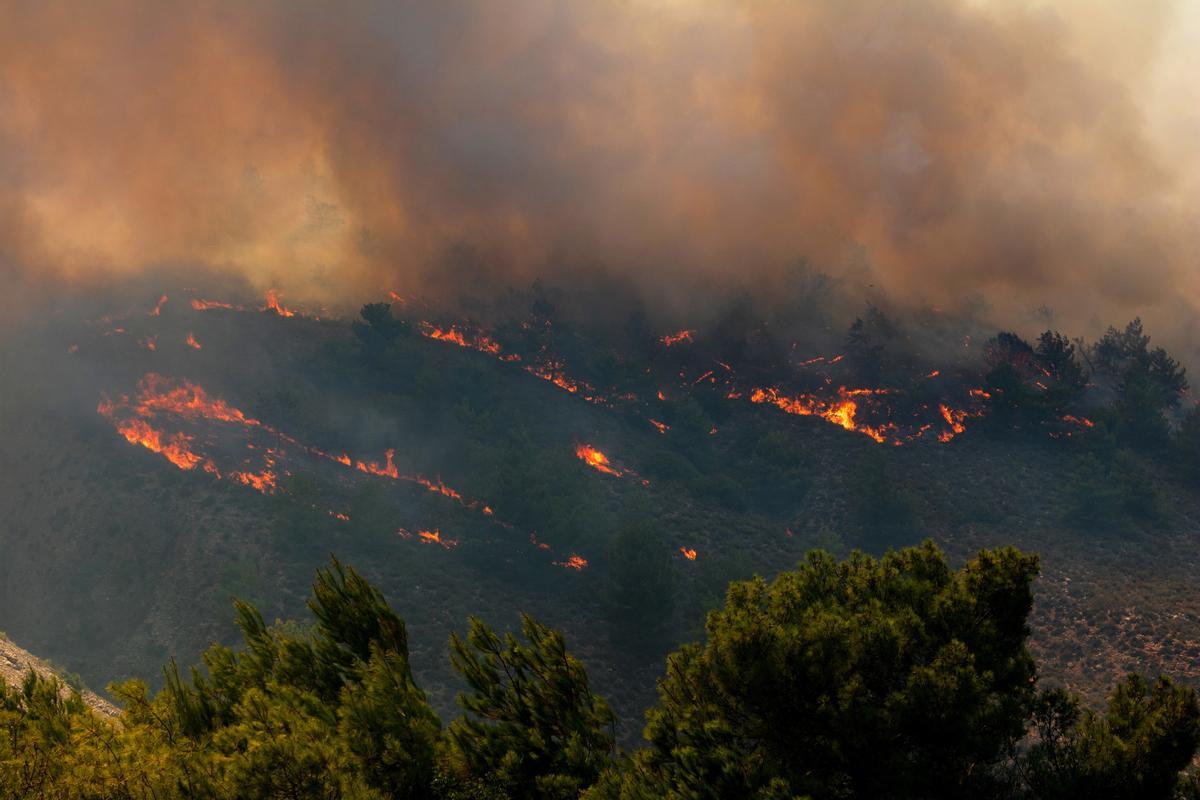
[{"xmin": 1, "ymin": 0, "xmax": 1196, "ymax": 337}]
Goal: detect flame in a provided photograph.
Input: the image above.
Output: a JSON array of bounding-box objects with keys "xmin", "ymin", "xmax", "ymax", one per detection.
[
  {"xmin": 649, "ymin": 419, "xmax": 669, "ymax": 434},
  {"xmin": 749, "ymin": 387, "xmax": 891, "ymax": 444},
  {"xmin": 526, "ymin": 361, "xmax": 596, "ymax": 397},
  {"xmin": 1062, "ymin": 414, "xmax": 1095, "ymax": 428},
  {"xmin": 555, "ymin": 555, "xmax": 588, "ymax": 570},
  {"xmin": 191, "ymin": 298, "xmax": 240, "ymax": 311},
  {"xmin": 530, "ymin": 533, "xmax": 552, "ymax": 551},
  {"xmin": 412, "ymin": 475, "xmax": 463, "ymax": 501},
  {"xmin": 127, "ymin": 374, "xmax": 262, "ymax": 427},
  {"xmin": 356, "ymin": 448, "xmax": 399, "ymax": 479},
  {"xmin": 659, "ymin": 329, "xmax": 695, "ymax": 347},
  {"xmin": 969, "ymin": 388, "xmax": 992, "ymax": 400},
  {"xmin": 229, "ymin": 469, "xmax": 278, "ymax": 494},
  {"xmin": 332, "ymin": 512, "xmax": 350, "ymax": 522},
  {"xmin": 680, "ymin": 547, "xmax": 697, "ymax": 560},
  {"xmin": 262, "ymin": 289, "xmax": 296, "ymax": 317},
  {"xmin": 938, "ymin": 404, "xmax": 969, "ymax": 442},
  {"xmin": 139, "ymin": 336, "xmax": 158, "ymax": 351},
  {"xmin": 925, "ymin": 370, "xmax": 940, "ymax": 378},
  {"xmin": 112, "ymin": 418, "xmax": 214, "ymax": 473},
  {"xmin": 575, "ymin": 444, "xmax": 623, "ymax": 476},
  {"xmin": 185, "ymin": 333, "xmax": 202, "ymax": 350},
  {"xmin": 148, "ymin": 294, "xmax": 168, "ymax": 316},
  {"xmin": 417, "ymin": 529, "xmax": 458, "ymax": 549},
  {"xmin": 421, "ymin": 322, "xmax": 503, "ymax": 355}
]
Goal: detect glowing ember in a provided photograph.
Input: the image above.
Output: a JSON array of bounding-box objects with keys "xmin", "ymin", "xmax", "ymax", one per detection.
[
  {"xmin": 185, "ymin": 333, "xmax": 202, "ymax": 350},
  {"xmin": 659, "ymin": 329, "xmax": 695, "ymax": 347},
  {"xmin": 575, "ymin": 444, "xmax": 623, "ymax": 476},
  {"xmin": 555, "ymin": 555, "xmax": 588, "ymax": 570},
  {"xmin": 680, "ymin": 547, "xmax": 697, "ymax": 561}
]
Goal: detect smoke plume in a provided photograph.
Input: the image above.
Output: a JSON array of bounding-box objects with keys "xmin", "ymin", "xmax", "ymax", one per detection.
[{"xmin": 1, "ymin": 0, "xmax": 1196, "ymax": 336}]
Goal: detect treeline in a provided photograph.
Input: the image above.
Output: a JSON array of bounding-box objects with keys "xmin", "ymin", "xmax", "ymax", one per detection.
[{"xmin": 4, "ymin": 548, "xmax": 1200, "ymax": 799}]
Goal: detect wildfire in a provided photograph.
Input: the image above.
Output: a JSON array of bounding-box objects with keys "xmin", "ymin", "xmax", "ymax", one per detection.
[
  {"xmin": 749, "ymin": 387, "xmax": 891, "ymax": 444},
  {"xmin": 185, "ymin": 333, "xmax": 202, "ymax": 350},
  {"xmin": 575, "ymin": 444, "xmax": 623, "ymax": 477},
  {"xmin": 229, "ymin": 469, "xmax": 278, "ymax": 494},
  {"xmin": 417, "ymin": 529, "xmax": 458, "ymax": 549},
  {"xmin": 112, "ymin": 418, "xmax": 214, "ymax": 473},
  {"xmin": 148, "ymin": 294, "xmax": 168, "ymax": 316},
  {"xmin": 126, "ymin": 374, "xmax": 262, "ymax": 427},
  {"xmin": 262, "ymin": 289, "xmax": 296, "ymax": 317},
  {"xmin": 938, "ymin": 404, "xmax": 969, "ymax": 442},
  {"xmin": 356, "ymin": 449, "xmax": 400, "ymax": 479},
  {"xmin": 555, "ymin": 555, "xmax": 588, "ymax": 570},
  {"xmin": 659, "ymin": 329, "xmax": 695, "ymax": 347},
  {"xmin": 421, "ymin": 322, "xmax": 504, "ymax": 355},
  {"xmin": 191, "ymin": 298, "xmax": 240, "ymax": 311},
  {"xmin": 680, "ymin": 547, "xmax": 697, "ymax": 561}
]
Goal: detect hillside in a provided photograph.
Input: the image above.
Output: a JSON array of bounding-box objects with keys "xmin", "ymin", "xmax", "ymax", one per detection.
[
  {"xmin": 1, "ymin": 284, "xmax": 1198, "ymax": 736},
  {"xmin": 0, "ymin": 633, "xmax": 117, "ymax": 718}
]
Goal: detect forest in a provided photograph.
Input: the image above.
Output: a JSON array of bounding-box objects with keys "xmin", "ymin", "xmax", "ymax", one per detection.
[{"xmin": 4, "ymin": 548, "xmax": 1200, "ymax": 800}]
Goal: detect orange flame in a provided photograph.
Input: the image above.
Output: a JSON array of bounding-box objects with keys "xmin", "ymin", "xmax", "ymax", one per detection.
[
  {"xmin": 229, "ymin": 469, "xmax": 278, "ymax": 494},
  {"xmin": 262, "ymin": 289, "xmax": 297, "ymax": 317},
  {"xmin": 938, "ymin": 404, "xmax": 969, "ymax": 442},
  {"xmin": 555, "ymin": 555, "xmax": 588, "ymax": 570},
  {"xmin": 417, "ymin": 529, "xmax": 458, "ymax": 549},
  {"xmin": 191, "ymin": 298, "xmax": 240, "ymax": 311},
  {"xmin": 750, "ymin": 387, "xmax": 891, "ymax": 444},
  {"xmin": 421, "ymin": 323, "xmax": 503, "ymax": 355},
  {"xmin": 185, "ymin": 332, "xmax": 202, "ymax": 350},
  {"xmin": 680, "ymin": 547, "xmax": 697, "ymax": 560},
  {"xmin": 649, "ymin": 419, "xmax": 669, "ymax": 434},
  {"xmin": 658, "ymin": 329, "xmax": 695, "ymax": 347},
  {"xmin": 575, "ymin": 444, "xmax": 623, "ymax": 476},
  {"xmin": 112, "ymin": 418, "xmax": 214, "ymax": 472},
  {"xmin": 148, "ymin": 294, "xmax": 168, "ymax": 316}
]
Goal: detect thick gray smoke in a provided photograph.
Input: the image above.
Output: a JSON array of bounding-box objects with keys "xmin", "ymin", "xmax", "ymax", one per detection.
[{"xmin": 1, "ymin": 0, "xmax": 1196, "ymax": 343}]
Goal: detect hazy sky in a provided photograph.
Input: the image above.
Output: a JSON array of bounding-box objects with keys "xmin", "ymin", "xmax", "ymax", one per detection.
[{"xmin": 1, "ymin": 0, "xmax": 1196, "ymax": 336}]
